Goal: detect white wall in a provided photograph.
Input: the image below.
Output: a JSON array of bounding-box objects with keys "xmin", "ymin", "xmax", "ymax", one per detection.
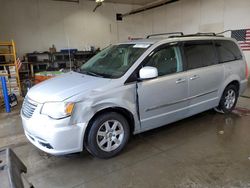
[
  {"xmin": 126, "ymin": 0, "xmax": 250, "ymax": 35},
  {"xmin": 121, "ymin": 0, "xmax": 250, "ymax": 68},
  {"xmin": 1, "ymin": 0, "xmax": 250, "ymax": 69},
  {"xmin": 0, "ymin": 0, "xmax": 141, "ymax": 56}
]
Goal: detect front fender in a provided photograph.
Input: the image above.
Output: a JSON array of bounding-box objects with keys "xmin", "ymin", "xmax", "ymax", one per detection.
[{"xmin": 70, "ymin": 83, "xmax": 140, "ymax": 134}]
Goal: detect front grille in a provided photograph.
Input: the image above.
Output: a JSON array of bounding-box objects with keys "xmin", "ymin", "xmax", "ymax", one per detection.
[{"xmin": 22, "ymin": 98, "xmax": 38, "ymax": 118}]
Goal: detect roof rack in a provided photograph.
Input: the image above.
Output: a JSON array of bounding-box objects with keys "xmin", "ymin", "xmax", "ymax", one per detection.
[
  {"xmin": 146, "ymin": 32, "xmax": 225, "ymax": 39},
  {"xmin": 216, "ymin": 30, "xmax": 232, "ymax": 35},
  {"xmin": 195, "ymin": 32, "xmax": 217, "ymax": 36},
  {"xmin": 168, "ymin": 32, "xmax": 224, "ymax": 38},
  {"xmin": 146, "ymin": 32, "xmax": 184, "ymax": 39}
]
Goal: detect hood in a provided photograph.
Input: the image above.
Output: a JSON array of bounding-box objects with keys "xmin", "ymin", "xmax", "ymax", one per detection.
[{"xmin": 27, "ymin": 72, "xmax": 111, "ymax": 103}]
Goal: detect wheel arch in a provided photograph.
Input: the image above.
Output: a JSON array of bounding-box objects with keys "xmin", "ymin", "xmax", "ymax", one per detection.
[
  {"xmin": 223, "ymin": 80, "xmax": 240, "ymax": 96},
  {"xmin": 227, "ymin": 80, "xmax": 240, "ymax": 91},
  {"xmin": 83, "ymin": 107, "xmax": 135, "ymax": 146},
  {"xmin": 220, "ymin": 74, "xmax": 241, "ymax": 98}
]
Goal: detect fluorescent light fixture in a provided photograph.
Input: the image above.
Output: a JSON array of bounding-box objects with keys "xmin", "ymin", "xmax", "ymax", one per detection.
[{"xmin": 96, "ymin": 0, "xmax": 104, "ymax": 2}]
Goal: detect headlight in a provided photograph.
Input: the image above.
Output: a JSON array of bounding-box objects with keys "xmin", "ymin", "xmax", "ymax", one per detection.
[{"xmin": 41, "ymin": 102, "xmax": 75, "ymax": 119}]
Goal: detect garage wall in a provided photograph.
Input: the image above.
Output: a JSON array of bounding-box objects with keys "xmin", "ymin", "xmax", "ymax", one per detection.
[
  {"xmin": 1, "ymin": 0, "xmax": 250, "ymax": 70},
  {"xmin": 0, "ymin": 0, "xmax": 141, "ymax": 56},
  {"xmin": 125, "ymin": 0, "xmax": 250, "ymax": 36},
  {"xmin": 121, "ymin": 0, "xmax": 250, "ymax": 69}
]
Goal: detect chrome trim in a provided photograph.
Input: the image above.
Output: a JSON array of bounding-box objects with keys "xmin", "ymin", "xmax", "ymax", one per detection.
[
  {"xmin": 145, "ymin": 89, "xmax": 218, "ymax": 112},
  {"xmin": 190, "ymin": 75, "xmax": 200, "ymax": 80},
  {"xmin": 176, "ymin": 78, "xmax": 186, "ymax": 84},
  {"xmin": 22, "ymin": 97, "xmax": 39, "ymax": 118}
]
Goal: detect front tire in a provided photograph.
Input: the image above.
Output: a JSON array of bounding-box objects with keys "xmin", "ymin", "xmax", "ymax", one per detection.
[
  {"xmin": 86, "ymin": 112, "xmax": 130, "ymax": 159},
  {"xmin": 215, "ymin": 84, "xmax": 238, "ymax": 114}
]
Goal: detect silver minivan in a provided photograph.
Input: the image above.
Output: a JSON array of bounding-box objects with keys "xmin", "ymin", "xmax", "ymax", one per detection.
[{"xmin": 21, "ymin": 33, "xmax": 248, "ymax": 158}]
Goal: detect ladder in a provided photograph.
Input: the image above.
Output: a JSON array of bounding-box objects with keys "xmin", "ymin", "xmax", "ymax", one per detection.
[{"xmin": 0, "ymin": 40, "xmax": 22, "ymax": 96}]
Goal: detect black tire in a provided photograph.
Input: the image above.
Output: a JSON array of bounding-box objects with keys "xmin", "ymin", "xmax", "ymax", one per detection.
[
  {"xmin": 85, "ymin": 112, "xmax": 130, "ymax": 159},
  {"xmin": 216, "ymin": 84, "xmax": 239, "ymax": 114}
]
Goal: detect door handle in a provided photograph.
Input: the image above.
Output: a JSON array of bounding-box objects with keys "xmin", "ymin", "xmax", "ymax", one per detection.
[
  {"xmin": 176, "ymin": 78, "xmax": 186, "ymax": 84},
  {"xmin": 190, "ymin": 75, "xmax": 200, "ymax": 80}
]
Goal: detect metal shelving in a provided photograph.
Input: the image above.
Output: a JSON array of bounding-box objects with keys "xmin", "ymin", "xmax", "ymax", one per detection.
[{"xmin": 0, "ymin": 40, "xmax": 22, "ymax": 96}]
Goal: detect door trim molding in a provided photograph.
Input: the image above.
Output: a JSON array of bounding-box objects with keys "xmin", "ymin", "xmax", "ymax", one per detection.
[{"xmin": 145, "ymin": 89, "xmax": 218, "ymax": 112}]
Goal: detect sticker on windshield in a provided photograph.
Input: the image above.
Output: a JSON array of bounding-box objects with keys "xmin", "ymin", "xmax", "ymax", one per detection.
[{"xmin": 133, "ymin": 44, "xmax": 150, "ymax": 48}]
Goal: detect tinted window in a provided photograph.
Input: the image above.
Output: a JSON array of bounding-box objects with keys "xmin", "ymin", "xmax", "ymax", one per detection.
[
  {"xmin": 183, "ymin": 41, "xmax": 217, "ymax": 70},
  {"xmin": 215, "ymin": 40, "xmax": 242, "ymax": 63},
  {"xmin": 145, "ymin": 46, "xmax": 183, "ymax": 76}
]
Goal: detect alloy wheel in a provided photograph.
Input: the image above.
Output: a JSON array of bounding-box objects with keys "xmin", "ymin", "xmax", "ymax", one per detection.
[
  {"xmin": 96, "ymin": 120, "xmax": 124, "ymax": 152},
  {"xmin": 224, "ymin": 89, "xmax": 236, "ymax": 109}
]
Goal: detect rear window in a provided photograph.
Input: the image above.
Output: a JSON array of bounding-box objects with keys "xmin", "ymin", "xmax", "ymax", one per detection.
[
  {"xmin": 215, "ymin": 40, "xmax": 242, "ymax": 63},
  {"xmin": 183, "ymin": 41, "xmax": 217, "ymax": 70}
]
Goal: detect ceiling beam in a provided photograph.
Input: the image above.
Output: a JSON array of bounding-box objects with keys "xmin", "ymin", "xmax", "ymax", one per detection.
[
  {"xmin": 52, "ymin": 0, "xmax": 79, "ymax": 3},
  {"xmin": 119, "ymin": 0, "xmax": 179, "ymax": 19}
]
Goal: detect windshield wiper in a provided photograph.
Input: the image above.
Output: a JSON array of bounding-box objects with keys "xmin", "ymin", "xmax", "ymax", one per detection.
[
  {"xmin": 80, "ymin": 70, "xmax": 104, "ymax": 78},
  {"xmin": 87, "ymin": 71, "xmax": 104, "ymax": 77}
]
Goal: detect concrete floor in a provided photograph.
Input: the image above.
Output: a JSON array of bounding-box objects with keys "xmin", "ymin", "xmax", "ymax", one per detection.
[{"xmin": 1, "ymin": 85, "xmax": 250, "ymax": 188}]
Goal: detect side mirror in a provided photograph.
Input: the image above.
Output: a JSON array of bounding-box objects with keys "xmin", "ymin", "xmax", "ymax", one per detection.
[{"xmin": 139, "ymin": 66, "xmax": 158, "ymax": 80}]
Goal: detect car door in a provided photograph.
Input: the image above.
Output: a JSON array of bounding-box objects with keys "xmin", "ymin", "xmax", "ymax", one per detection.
[
  {"xmin": 137, "ymin": 43, "xmax": 189, "ymax": 131},
  {"xmin": 183, "ymin": 40, "xmax": 224, "ymax": 115}
]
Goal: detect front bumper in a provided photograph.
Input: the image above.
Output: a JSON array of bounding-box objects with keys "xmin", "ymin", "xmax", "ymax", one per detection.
[{"xmin": 21, "ymin": 112, "xmax": 87, "ymax": 155}]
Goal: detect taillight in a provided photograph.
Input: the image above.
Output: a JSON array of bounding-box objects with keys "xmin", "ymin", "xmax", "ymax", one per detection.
[{"xmin": 246, "ymin": 62, "xmax": 249, "ymax": 79}]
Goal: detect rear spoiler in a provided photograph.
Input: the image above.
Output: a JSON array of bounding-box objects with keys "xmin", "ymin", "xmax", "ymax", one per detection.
[{"xmin": 0, "ymin": 148, "xmax": 34, "ymax": 188}]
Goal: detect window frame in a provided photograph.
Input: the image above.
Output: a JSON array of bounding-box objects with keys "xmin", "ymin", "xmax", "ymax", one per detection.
[
  {"xmin": 214, "ymin": 39, "xmax": 243, "ymax": 64},
  {"xmin": 125, "ymin": 42, "xmax": 186, "ymax": 84},
  {"xmin": 182, "ymin": 40, "xmax": 219, "ymax": 71}
]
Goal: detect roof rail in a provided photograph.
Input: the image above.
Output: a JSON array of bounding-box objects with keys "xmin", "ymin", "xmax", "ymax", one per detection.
[
  {"xmin": 195, "ymin": 32, "xmax": 217, "ymax": 36},
  {"xmin": 216, "ymin": 30, "xmax": 232, "ymax": 35},
  {"xmin": 168, "ymin": 32, "xmax": 224, "ymax": 38},
  {"xmin": 146, "ymin": 32, "xmax": 184, "ymax": 39}
]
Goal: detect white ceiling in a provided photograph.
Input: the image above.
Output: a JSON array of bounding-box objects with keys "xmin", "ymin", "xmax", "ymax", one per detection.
[
  {"xmin": 54, "ymin": 0, "xmax": 153, "ymax": 5},
  {"xmin": 104, "ymin": 0, "xmax": 155, "ymax": 5},
  {"xmin": 57, "ymin": 0, "xmax": 159, "ymax": 5}
]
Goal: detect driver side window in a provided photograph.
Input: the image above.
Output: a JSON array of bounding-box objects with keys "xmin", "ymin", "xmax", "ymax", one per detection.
[{"xmin": 145, "ymin": 46, "xmax": 183, "ymax": 76}]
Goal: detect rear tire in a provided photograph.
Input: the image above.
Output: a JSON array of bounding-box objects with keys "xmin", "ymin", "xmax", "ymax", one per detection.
[
  {"xmin": 215, "ymin": 84, "xmax": 238, "ymax": 114},
  {"xmin": 85, "ymin": 112, "xmax": 130, "ymax": 159}
]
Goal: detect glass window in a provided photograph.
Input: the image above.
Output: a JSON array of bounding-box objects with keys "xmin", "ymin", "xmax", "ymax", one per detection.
[
  {"xmin": 183, "ymin": 41, "xmax": 217, "ymax": 70},
  {"xmin": 80, "ymin": 44, "xmax": 150, "ymax": 78},
  {"xmin": 215, "ymin": 40, "xmax": 242, "ymax": 63},
  {"xmin": 145, "ymin": 46, "xmax": 183, "ymax": 76}
]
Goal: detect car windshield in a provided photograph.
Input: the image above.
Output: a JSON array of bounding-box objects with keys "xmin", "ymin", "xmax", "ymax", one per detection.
[{"xmin": 80, "ymin": 43, "xmax": 150, "ymax": 78}]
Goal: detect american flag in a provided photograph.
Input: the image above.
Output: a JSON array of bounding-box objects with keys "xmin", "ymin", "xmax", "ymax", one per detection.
[{"xmin": 231, "ymin": 29, "xmax": 250, "ymax": 51}]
